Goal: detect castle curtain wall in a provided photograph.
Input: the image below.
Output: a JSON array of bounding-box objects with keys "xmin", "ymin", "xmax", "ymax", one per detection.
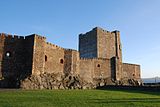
[
  {"xmin": 79, "ymin": 58, "xmax": 111, "ymax": 83},
  {"xmin": 44, "ymin": 43, "xmax": 64, "ymax": 74},
  {"xmin": 122, "ymin": 63, "xmax": 141, "ymax": 80},
  {"xmin": 0, "ymin": 34, "xmax": 34, "ymax": 84}
]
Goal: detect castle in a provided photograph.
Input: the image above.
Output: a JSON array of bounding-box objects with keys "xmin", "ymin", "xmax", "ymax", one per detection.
[{"xmin": 0, "ymin": 27, "xmax": 141, "ymax": 89}]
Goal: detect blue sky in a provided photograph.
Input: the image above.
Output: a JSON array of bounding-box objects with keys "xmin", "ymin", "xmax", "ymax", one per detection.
[{"xmin": 0, "ymin": 0, "xmax": 160, "ymax": 78}]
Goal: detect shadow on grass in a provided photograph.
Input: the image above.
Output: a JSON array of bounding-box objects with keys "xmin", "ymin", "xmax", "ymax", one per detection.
[
  {"xmin": 89, "ymin": 98, "xmax": 160, "ymax": 104},
  {"xmin": 96, "ymin": 85, "xmax": 160, "ymax": 96}
]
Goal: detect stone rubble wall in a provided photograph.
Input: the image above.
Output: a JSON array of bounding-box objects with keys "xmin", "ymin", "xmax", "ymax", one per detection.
[
  {"xmin": 20, "ymin": 72, "xmax": 141, "ymax": 89},
  {"xmin": 20, "ymin": 72, "xmax": 95, "ymax": 89}
]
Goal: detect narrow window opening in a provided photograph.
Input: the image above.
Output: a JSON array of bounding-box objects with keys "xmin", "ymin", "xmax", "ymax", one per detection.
[
  {"xmin": 5, "ymin": 51, "xmax": 11, "ymax": 57},
  {"xmin": 60, "ymin": 59, "xmax": 64, "ymax": 64},
  {"xmin": 45, "ymin": 55, "xmax": 47, "ymax": 62},
  {"xmin": 97, "ymin": 64, "xmax": 100, "ymax": 67},
  {"xmin": 119, "ymin": 45, "xmax": 122, "ymax": 50}
]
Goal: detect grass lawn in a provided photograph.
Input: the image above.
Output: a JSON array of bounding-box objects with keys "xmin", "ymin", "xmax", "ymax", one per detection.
[{"xmin": 0, "ymin": 89, "xmax": 160, "ymax": 107}]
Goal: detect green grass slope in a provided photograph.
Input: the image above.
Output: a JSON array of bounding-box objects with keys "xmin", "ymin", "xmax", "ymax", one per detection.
[{"xmin": 0, "ymin": 89, "xmax": 159, "ymax": 107}]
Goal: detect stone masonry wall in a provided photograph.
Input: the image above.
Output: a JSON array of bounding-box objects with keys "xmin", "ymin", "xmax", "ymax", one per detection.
[
  {"xmin": 64, "ymin": 49, "xmax": 72, "ymax": 75},
  {"xmin": 97, "ymin": 27, "xmax": 122, "ymax": 62},
  {"xmin": 0, "ymin": 33, "xmax": 6, "ymax": 78},
  {"xmin": 31, "ymin": 35, "xmax": 79, "ymax": 76},
  {"xmin": 97, "ymin": 28, "xmax": 115, "ymax": 59},
  {"xmin": 0, "ymin": 34, "xmax": 34, "ymax": 77},
  {"xmin": 97, "ymin": 28, "xmax": 122, "ymax": 80},
  {"xmin": 79, "ymin": 58, "xmax": 111, "ymax": 83},
  {"xmin": 0, "ymin": 34, "xmax": 25, "ymax": 79},
  {"xmin": 32, "ymin": 35, "xmax": 46, "ymax": 75},
  {"xmin": 79, "ymin": 29, "xmax": 97, "ymax": 58},
  {"xmin": 0, "ymin": 27, "xmax": 142, "ymax": 89},
  {"xmin": 78, "ymin": 59, "xmax": 94, "ymax": 83},
  {"xmin": 122, "ymin": 63, "xmax": 141, "ymax": 80},
  {"xmin": 68, "ymin": 50, "xmax": 79, "ymax": 75},
  {"xmin": 44, "ymin": 42, "xmax": 64, "ymax": 74},
  {"xmin": 0, "ymin": 33, "xmax": 34, "ymax": 87},
  {"xmin": 112, "ymin": 31, "xmax": 122, "ymax": 62}
]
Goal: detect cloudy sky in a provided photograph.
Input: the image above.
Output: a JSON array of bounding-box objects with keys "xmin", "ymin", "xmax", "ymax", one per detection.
[{"xmin": 0, "ymin": 0, "xmax": 160, "ymax": 78}]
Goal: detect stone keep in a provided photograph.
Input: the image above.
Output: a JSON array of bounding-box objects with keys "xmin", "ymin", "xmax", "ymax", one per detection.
[
  {"xmin": 79, "ymin": 27, "xmax": 122, "ymax": 81},
  {"xmin": 0, "ymin": 27, "xmax": 141, "ymax": 88}
]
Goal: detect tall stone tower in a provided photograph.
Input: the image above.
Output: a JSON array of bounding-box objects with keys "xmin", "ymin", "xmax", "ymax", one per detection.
[
  {"xmin": 79, "ymin": 27, "xmax": 122, "ymax": 80},
  {"xmin": 79, "ymin": 27, "xmax": 122, "ymax": 60}
]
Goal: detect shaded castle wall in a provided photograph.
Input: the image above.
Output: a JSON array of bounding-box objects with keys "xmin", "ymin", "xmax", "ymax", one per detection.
[
  {"xmin": 0, "ymin": 33, "xmax": 34, "ymax": 87},
  {"xmin": 122, "ymin": 63, "xmax": 141, "ymax": 80},
  {"xmin": 22, "ymin": 35, "xmax": 35, "ymax": 77},
  {"xmin": 79, "ymin": 29, "xmax": 97, "ymax": 58},
  {"xmin": 79, "ymin": 58, "xmax": 111, "ymax": 83}
]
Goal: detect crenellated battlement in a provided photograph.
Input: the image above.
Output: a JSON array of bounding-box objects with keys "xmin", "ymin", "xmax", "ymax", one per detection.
[
  {"xmin": 65, "ymin": 48, "xmax": 78, "ymax": 52},
  {"xmin": 0, "ymin": 33, "xmax": 48, "ymax": 40},
  {"xmin": 35, "ymin": 34, "xmax": 46, "ymax": 40},
  {"xmin": 79, "ymin": 27, "xmax": 97, "ymax": 37},
  {"xmin": 123, "ymin": 63, "xmax": 140, "ymax": 66},
  {"xmin": 25, "ymin": 34, "xmax": 46, "ymax": 40},
  {"xmin": 0, "ymin": 33, "xmax": 25, "ymax": 40},
  {"xmin": 46, "ymin": 42, "xmax": 64, "ymax": 50},
  {"xmin": 94, "ymin": 27, "xmax": 110, "ymax": 33},
  {"xmin": 79, "ymin": 27, "xmax": 116, "ymax": 38}
]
